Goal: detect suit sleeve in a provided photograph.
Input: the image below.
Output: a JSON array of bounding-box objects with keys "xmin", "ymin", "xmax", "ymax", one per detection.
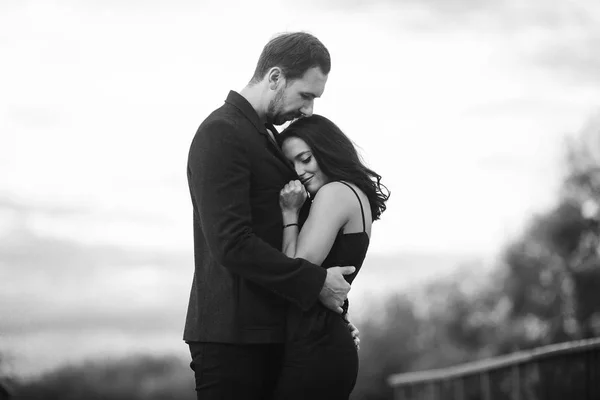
[{"xmin": 188, "ymin": 120, "xmax": 326, "ymax": 311}]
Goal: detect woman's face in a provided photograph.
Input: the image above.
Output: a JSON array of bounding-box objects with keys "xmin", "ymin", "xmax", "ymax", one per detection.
[{"xmin": 282, "ymin": 136, "xmax": 329, "ymax": 195}]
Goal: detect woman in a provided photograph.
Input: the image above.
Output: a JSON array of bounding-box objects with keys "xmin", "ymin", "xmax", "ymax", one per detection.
[{"xmin": 274, "ymin": 115, "xmax": 389, "ymax": 399}]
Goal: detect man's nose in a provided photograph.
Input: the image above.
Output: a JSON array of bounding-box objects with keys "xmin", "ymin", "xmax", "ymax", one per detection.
[{"xmin": 300, "ymin": 101, "xmax": 314, "ymax": 118}]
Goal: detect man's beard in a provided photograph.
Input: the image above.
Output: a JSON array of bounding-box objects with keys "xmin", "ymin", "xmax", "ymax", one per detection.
[{"xmin": 266, "ymin": 88, "xmax": 298, "ymax": 126}]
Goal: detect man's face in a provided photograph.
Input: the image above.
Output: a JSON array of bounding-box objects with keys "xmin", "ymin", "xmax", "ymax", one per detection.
[{"xmin": 266, "ymin": 67, "xmax": 328, "ymax": 126}]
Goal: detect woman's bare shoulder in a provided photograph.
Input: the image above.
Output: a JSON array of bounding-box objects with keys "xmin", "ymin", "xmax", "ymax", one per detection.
[{"xmin": 312, "ymin": 181, "xmax": 360, "ymax": 211}]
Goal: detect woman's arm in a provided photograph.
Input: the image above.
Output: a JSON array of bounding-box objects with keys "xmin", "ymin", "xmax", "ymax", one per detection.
[
  {"xmin": 280, "ymin": 181, "xmax": 360, "ymax": 340},
  {"xmin": 279, "ymin": 180, "xmax": 307, "ymax": 258},
  {"xmin": 280, "ymin": 181, "xmax": 352, "ymax": 265}
]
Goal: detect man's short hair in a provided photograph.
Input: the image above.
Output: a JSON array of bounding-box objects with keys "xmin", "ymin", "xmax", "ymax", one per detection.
[{"xmin": 250, "ymin": 32, "xmax": 331, "ymax": 84}]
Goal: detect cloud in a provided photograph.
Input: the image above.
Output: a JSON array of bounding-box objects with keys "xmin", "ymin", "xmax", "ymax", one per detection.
[
  {"xmin": 0, "ymin": 195, "xmax": 192, "ymax": 336},
  {"xmin": 0, "ymin": 195, "xmax": 88, "ymax": 218},
  {"xmin": 298, "ymin": 0, "xmax": 600, "ymax": 87},
  {"xmin": 416, "ymin": 0, "xmax": 600, "ymax": 86},
  {"xmin": 535, "ymin": 33, "xmax": 600, "ymax": 85},
  {"xmin": 313, "ymin": 0, "xmax": 594, "ymax": 28},
  {"xmin": 4, "ymin": 104, "xmax": 66, "ymax": 129}
]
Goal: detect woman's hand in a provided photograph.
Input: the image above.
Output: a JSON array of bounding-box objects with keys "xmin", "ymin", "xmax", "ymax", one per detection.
[
  {"xmin": 280, "ymin": 180, "xmax": 306, "ymax": 258},
  {"xmin": 279, "ymin": 180, "xmax": 307, "ymax": 215},
  {"xmin": 343, "ymin": 312, "xmax": 360, "ymax": 350},
  {"xmin": 347, "ymin": 320, "xmax": 360, "ymax": 350}
]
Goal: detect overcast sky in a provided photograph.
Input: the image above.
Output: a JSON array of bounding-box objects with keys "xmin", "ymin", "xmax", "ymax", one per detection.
[{"xmin": 1, "ymin": 0, "xmax": 599, "ymax": 377}]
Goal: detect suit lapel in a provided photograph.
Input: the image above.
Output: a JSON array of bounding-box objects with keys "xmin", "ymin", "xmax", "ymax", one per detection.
[
  {"xmin": 263, "ymin": 124, "xmax": 295, "ymax": 175},
  {"xmin": 223, "ymin": 91, "xmax": 295, "ymax": 175}
]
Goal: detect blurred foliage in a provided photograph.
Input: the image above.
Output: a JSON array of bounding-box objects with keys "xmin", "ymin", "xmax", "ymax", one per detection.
[
  {"xmin": 11, "ymin": 355, "xmax": 195, "ymax": 400},
  {"xmin": 500, "ymin": 116, "xmax": 600, "ymax": 347},
  {"xmin": 352, "ymin": 269, "xmax": 507, "ymax": 400}
]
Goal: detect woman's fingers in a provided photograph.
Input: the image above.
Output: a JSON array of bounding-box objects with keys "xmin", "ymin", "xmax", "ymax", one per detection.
[
  {"xmin": 280, "ymin": 180, "xmax": 307, "ymax": 210},
  {"xmin": 282, "ymin": 181, "xmax": 305, "ymax": 196}
]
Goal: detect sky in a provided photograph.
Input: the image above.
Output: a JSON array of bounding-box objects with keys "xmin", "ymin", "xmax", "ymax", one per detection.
[{"xmin": 1, "ymin": 0, "xmax": 600, "ymax": 378}]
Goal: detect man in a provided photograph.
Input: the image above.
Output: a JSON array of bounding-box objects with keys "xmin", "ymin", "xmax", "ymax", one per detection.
[{"xmin": 185, "ymin": 32, "xmax": 355, "ymax": 399}]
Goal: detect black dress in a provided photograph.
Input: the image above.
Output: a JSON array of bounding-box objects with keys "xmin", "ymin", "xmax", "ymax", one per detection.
[{"xmin": 274, "ymin": 181, "xmax": 370, "ymax": 400}]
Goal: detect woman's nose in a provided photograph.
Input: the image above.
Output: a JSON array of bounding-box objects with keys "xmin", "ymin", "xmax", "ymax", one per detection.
[{"xmin": 295, "ymin": 165, "xmax": 306, "ymax": 177}]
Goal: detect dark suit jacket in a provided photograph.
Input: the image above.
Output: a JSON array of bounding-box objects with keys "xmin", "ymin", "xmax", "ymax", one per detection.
[{"xmin": 184, "ymin": 91, "xmax": 327, "ymax": 343}]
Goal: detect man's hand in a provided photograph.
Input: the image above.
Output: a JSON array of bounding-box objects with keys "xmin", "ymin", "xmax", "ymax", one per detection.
[{"xmin": 318, "ymin": 266, "xmax": 355, "ymax": 314}]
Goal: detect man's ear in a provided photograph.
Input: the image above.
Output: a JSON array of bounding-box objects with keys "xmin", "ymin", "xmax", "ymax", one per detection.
[{"xmin": 267, "ymin": 67, "xmax": 284, "ymax": 90}]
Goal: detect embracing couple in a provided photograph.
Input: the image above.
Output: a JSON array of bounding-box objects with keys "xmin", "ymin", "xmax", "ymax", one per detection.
[{"xmin": 184, "ymin": 32, "xmax": 389, "ymax": 399}]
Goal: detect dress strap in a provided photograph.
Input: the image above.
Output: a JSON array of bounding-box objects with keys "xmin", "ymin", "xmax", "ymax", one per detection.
[{"xmin": 337, "ymin": 181, "xmax": 366, "ymax": 233}]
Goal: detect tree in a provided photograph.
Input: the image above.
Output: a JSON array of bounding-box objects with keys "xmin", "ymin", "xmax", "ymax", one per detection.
[
  {"xmin": 13, "ymin": 355, "xmax": 195, "ymax": 400},
  {"xmin": 353, "ymin": 294, "xmax": 422, "ymax": 400},
  {"xmin": 499, "ymin": 115, "xmax": 600, "ymax": 348}
]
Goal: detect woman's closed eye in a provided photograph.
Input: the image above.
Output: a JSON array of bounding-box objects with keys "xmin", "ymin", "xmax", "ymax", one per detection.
[{"xmin": 300, "ymin": 156, "xmax": 312, "ymax": 164}]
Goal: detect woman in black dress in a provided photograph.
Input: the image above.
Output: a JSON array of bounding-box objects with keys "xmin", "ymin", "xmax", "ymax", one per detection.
[{"xmin": 274, "ymin": 115, "xmax": 389, "ymax": 399}]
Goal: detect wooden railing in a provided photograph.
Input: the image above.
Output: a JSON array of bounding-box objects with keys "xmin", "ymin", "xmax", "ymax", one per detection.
[{"xmin": 387, "ymin": 337, "xmax": 600, "ymax": 400}]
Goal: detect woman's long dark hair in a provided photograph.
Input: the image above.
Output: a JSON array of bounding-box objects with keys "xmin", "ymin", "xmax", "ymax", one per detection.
[{"xmin": 278, "ymin": 114, "xmax": 390, "ymax": 221}]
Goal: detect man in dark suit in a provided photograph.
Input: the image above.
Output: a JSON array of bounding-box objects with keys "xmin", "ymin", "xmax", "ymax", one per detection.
[{"xmin": 185, "ymin": 32, "xmax": 356, "ymax": 399}]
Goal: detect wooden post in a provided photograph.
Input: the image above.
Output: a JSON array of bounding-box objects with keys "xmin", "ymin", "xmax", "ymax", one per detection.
[
  {"xmin": 394, "ymin": 385, "xmax": 405, "ymax": 400},
  {"xmin": 428, "ymin": 381, "xmax": 438, "ymax": 400},
  {"xmin": 512, "ymin": 365, "xmax": 521, "ymax": 400},
  {"xmin": 480, "ymin": 371, "xmax": 492, "ymax": 400},
  {"xmin": 454, "ymin": 377, "xmax": 464, "ymax": 400}
]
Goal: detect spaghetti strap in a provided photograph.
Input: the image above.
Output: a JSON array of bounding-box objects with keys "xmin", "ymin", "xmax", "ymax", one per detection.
[{"xmin": 338, "ymin": 181, "xmax": 366, "ymax": 233}]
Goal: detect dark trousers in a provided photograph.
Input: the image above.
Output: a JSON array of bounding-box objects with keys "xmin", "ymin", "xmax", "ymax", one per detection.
[{"xmin": 188, "ymin": 341, "xmax": 285, "ymax": 400}]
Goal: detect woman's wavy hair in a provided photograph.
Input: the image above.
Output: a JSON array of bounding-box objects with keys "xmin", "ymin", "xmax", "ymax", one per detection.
[{"xmin": 278, "ymin": 115, "xmax": 390, "ymax": 221}]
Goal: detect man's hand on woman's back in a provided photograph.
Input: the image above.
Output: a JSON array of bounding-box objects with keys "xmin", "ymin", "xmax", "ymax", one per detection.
[{"xmin": 319, "ymin": 266, "xmax": 355, "ymax": 314}]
